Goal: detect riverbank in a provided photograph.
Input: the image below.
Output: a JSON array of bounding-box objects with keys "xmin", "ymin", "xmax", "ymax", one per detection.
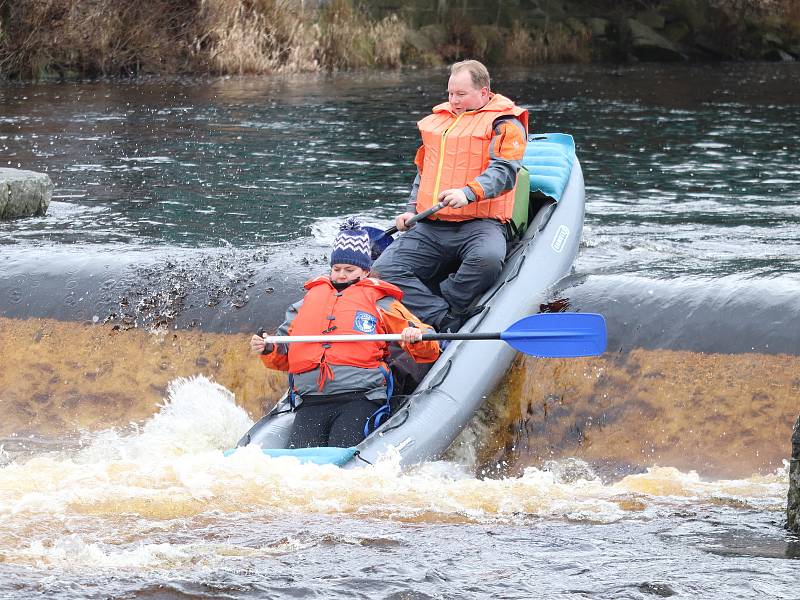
[{"xmin": 0, "ymin": 0, "xmax": 797, "ymax": 80}]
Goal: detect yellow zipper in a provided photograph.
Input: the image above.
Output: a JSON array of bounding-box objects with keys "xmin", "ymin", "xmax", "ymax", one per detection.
[{"xmin": 431, "ymin": 111, "xmax": 467, "ymax": 207}]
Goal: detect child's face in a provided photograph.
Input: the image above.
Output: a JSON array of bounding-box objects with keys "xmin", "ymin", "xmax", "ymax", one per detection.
[{"xmin": 330, "ymin": 264, "xmax": 368, "ymax": 284}]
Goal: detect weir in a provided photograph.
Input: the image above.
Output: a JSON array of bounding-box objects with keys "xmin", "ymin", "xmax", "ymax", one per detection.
[
  {"xmin": 2, "ymin": 315, "xmax": 795, "ymax": 479},
  {"xmin": 0, "ymin": 317, "xmax": 284, "ymax": 439},
  {"xmin": 473, "ymin": 351, "xmax": 798, "ymax": 479}
]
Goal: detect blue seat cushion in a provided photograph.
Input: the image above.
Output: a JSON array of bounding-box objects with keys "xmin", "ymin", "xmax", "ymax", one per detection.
[
  {"xmin": 522, "ymin": 133, "xmax": 576, "ymax": 202},
  {"xmin": 225, "ymin": 445, "xmax": 358, "ymax": 466}
]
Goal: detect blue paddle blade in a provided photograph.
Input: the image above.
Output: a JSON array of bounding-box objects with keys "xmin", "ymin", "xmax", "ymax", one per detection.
[
  {"xmin": 364, "ymin": 226, "xmax": 394, "ymax": 259},
  {"xmin": 500, "ymin": 313, "xmax": 607, "ymax": 357}
]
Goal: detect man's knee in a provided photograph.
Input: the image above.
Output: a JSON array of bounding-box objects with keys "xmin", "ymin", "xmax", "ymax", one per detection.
[
  {"xmin": 372, "ymin": 249, "xmax": 400, "ymax": 278},
  {"xmin": 372, "ymin": 257, "xmax": 406, "ymax": 280},
  {"xmin": 373, "ymin": 247, "xmax": 428, "ymax": 280},
  {"xmin": 464, "ymin": 246, "xmax": 504, "ymax": 277}
]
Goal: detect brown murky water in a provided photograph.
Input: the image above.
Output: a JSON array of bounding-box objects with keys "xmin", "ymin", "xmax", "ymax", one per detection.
[
  {"xmin": 0, "ymin": 317, "xmax": 282, "ymax": 438},
  {"xmin": 3, "ymin": 317, "xmax": 796, "ymax": 480},
  {"xmin": 476, "ymin": 351, "xmax": 799, "ymax": 479}
]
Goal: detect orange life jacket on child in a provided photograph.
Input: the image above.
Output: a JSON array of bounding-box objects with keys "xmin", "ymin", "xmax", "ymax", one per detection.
[{"xmin": 287, "ymin": 276, "xmax": 404, "ymax": 388}]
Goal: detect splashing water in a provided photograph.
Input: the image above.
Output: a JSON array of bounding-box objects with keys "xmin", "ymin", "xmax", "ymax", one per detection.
[
  {"xmin": 0, "ymin": 376, "xmax": 793, "ymax": 598},
  {"xmin": 78, "ymin": 375, "xmax": 255, "ymax": 464}
]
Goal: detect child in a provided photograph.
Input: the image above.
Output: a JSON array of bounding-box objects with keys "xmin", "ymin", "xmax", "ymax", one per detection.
[{"xmin": 250, "ymin": 217, "xmax": 440, "ymax": 448}]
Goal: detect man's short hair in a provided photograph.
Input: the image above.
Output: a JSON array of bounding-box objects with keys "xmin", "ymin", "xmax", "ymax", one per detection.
[{"xmin": 450, "ymin": 60, "xmax": 490, "ymax": 90}]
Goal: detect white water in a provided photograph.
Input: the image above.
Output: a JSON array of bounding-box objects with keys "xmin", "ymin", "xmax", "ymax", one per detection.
[{"xmin": 0, "ymin": 376, "xmax": 789, "ymax": 577}]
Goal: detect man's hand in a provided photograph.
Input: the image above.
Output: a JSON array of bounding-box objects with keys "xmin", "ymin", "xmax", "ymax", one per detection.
[
  {"xmin": 395, "ymin": 211, "xmax": 417, "ymax": 232},
  {"xmin": 437, "ymin": 188, "xmax": 469, "ymax": 209}
]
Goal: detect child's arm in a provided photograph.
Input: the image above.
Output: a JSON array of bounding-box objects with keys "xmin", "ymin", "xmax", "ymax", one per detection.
[
  {"xmin": 377, "ymin": 297, "xmax": 440, "ymax": 363},
  {"xmin": 256, "ymin": 298, "xmax": 303, "ymax": 371}
]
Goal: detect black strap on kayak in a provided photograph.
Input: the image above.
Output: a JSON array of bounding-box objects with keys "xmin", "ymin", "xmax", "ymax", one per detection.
[
  {"xmin": 353, "ymin": 450, "xmax": 373, "ymax": 465},
  {"xmin": 378, "ymin": 408, "xmax": 410, "ymax": 435}
]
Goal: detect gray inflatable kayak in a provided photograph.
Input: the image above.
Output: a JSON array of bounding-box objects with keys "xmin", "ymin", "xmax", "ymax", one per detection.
[{"xmin": 234, "ymin": 133, "xmax": 585, "ymax": 468}]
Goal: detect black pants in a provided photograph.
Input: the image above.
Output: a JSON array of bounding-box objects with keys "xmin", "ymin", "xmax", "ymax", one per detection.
[{"xmin": 288, "ymin": 394, "xmax": 384, "ymax": 448}]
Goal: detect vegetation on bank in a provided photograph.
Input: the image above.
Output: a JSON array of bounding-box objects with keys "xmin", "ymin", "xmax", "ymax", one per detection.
[{"xmin": 0, "ymin": 0, "xmax": 797, "ymax": 80}]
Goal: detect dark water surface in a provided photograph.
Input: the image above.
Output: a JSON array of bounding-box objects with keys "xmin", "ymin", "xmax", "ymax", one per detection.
[{"xmin": 1, "ymin": 64, "xmax": 799, "ymax": 598}]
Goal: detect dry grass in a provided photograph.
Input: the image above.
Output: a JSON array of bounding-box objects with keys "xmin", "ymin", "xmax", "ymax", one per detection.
[
  {"xmin": 195, "ymin": 0, "xmax": 320, "ymax": 75},
  {"xmin": 0, "ymin": 0, "xmax": 797, "ymax": 80},
  {"xmin": 504, "ymin": 24, "xmax": 592, "ymax": 64},
  {"xmin": 0, "ymin": 0, "xmax": 196, "ymax": 78},
  {"xmin": 0, "ymin": 0, "xmax": 410, "ymax": 79},
  {"xmin": 316, "ymin": 2, "xmax": 408, "ymax": 71}
]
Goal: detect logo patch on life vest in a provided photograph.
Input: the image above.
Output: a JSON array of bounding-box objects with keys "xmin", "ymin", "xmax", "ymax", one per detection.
[{"xmin": 354, "ymin": 311, "xmax": 378, "ymax": 334}]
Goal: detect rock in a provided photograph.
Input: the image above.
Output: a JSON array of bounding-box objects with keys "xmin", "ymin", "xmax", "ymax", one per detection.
[
  {"xmin": 0, "ymin": 168, "xmax": 53, "ymax": 220},
  {"xmin": 403, "ymin": 25, "xmax": 446, "ymax": 66},
  {"xmin": 627, "ymin": 18, "xmax": 687, "ymax": 62},
  {"xmin": 663, "ymin": 21, "xmax": 691, "ymax": 44},
  {"xmin": 470, "ymin": 25, "xmax": 505, "ymax": 64},
  {"xmin": 665, "ymin": 0, "xmax": 707, "ymax": 32},
  {"xmin": 543, "ymin": 458, "xmax": 598, "ymax": 483},
  {"xmin": 637, "ymin": 10, "xmax": 666, "ymax": 30},
  {"xmin": 587, "ymin": 17, "xmax": 610, "ymax": 38},
  {"xmin": 405, "ymin": 29, "xmax": 436, "ymax": 55},
  {"xmin": 763, "ymin": 32, "xmax": 784, "ymax": 48},
  {"xmin": 564, "ymin": 17, "xmax": 589, "ymax": 37},
  {"xmin": 693, "ymin": 34, "xmax": 734, "ymax": 60},
  {"xmin": 788, "ymin": 416, "xmax": 800, "ymax": 533},
  {"xmin": 763, "ymin": 48, "xmax": 795, "ymax": 62}
]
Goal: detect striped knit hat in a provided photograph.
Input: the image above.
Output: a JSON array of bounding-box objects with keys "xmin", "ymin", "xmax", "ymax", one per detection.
[{"xmin": 330, "ymin": 217, "xmax": 372, "ymax": 270}]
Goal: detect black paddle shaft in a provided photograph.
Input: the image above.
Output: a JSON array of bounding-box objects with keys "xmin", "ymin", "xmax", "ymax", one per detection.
[{"xmin": 382, "ymin": 202, "xmax": 447, "ymax": 237}]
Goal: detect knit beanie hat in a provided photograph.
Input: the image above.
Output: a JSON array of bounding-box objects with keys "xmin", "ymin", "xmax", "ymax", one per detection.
[{"xmin": 330, "ymin": 217, "xmax": 373, "ymax": 270}]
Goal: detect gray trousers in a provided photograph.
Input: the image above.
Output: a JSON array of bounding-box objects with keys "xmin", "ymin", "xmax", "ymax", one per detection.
[{"xmin": 372, "ymin": 219, "xmax": 506, "ymax": 329}]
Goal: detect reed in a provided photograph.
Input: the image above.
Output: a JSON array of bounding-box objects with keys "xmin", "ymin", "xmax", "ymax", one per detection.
[
  {"xmin": 0, "ymin": 0, "xmax": 409, "ymax": 79},
  {"xmin": 0, "ymin": 0, "xmax": 796, "ymax": 80},
  {"xmin": 316, "ymin": 2, "xmax": 408, "ymax": 70},
  {"xmin": 0, "ymin": 0, "xmax": 196, "ymax": 79},
  {"xmin": 195, "ymin": 0, "xmax": 318, "ymax": 74},
  {"xmin": 504, "ymin": 24, "xmax": 592, "ymax": 65}
]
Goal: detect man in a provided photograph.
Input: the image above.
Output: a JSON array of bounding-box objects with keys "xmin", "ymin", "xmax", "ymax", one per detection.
[
  {"xmin": 373, "ymin": 59, "xmax": 528, "ymax": 332},
  {"xmin": 251, "ymin": 217, "xmax": 439, "ymax": 448}
]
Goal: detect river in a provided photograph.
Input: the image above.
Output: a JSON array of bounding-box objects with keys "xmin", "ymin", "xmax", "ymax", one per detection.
[{"xmin": 1, "ymin": 63, "xmax": 798, "ymax": 598}]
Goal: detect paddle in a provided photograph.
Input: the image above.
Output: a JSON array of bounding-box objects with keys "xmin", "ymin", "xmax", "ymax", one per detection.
[
  {"xmin": 261, "ymin": 312, "xmax": 606, "ymax": 358},
  {"xmin": 364, "ymin": 202, "xmax": 448, "ymax": 258}
]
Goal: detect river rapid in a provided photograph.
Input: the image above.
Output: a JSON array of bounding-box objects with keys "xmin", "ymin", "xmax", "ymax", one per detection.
[{"xmin": 1, "ymin": 63, "xmax": 799, "ymax": 598}]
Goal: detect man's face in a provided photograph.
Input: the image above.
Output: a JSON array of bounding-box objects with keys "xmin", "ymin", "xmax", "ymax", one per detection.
[{"xmin": 447, "ymin": 70, "xmax": 489, "ymax": 114}]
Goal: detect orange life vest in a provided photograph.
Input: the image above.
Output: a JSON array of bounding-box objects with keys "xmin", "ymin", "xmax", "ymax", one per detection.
[
  {"xmin": 287, "ymin": 276, "xmax": 404, "ymax": 387},
  {"xmin": 416, "ymin": 93, "xmax": 528, "ymax": 222}
]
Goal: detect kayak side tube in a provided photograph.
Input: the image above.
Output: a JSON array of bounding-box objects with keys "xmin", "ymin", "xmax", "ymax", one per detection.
[{"xmin": 341, "ymin": 157, "xmax": 585, "ymax": 468}]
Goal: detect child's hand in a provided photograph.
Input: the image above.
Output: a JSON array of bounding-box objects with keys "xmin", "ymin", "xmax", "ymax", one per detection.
[{"xmin": 400, "ymin": 327, "xmax": 422, "ymax": 344}]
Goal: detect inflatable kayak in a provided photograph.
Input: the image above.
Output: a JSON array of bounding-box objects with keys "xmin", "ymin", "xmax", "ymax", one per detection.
[{"xmin": 234, "ymin": 133, "xmax": 586, "ymax": 468}]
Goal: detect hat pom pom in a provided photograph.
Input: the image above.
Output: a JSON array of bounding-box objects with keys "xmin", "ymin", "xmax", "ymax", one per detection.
[{"xmin": 339, "ymin": 216, "xmax": 362, "ymax": 232}]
